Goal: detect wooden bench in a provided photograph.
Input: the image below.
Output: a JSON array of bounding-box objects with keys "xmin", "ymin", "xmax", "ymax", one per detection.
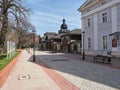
[
  {"xmin": 93, "ymin": 54, "xmax": 111, "ymax": 64},
  {"xmin": 93, "ymin": 50, "xmax": 112, "ymax": 64}
]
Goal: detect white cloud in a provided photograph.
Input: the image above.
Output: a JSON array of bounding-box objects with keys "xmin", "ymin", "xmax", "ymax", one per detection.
[
  {"xmin": 30, "ymin": 11, "xmax": 61, "ymax": 26},
  {"xmin": 25, "ymin": 0, "xmax": 83, "ymax": 35},
  {"xmin": 30, "ymin": 10, "xmax": 81, "ymax": 35}
]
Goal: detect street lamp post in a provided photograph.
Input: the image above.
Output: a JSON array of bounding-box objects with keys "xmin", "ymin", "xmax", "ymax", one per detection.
[
  {"xmin": 82, "ymin": 31, "xmax": 85, "ymax": 60},
  {"xmin": 32, "ymin": 29, "xmax": 36, "ymax": 62}
]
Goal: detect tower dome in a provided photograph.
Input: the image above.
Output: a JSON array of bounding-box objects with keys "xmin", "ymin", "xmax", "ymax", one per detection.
[
  {"xmin": 61, "ymin": 19, "xmax": 67, "ymax": 30},
  {"xmin": 58, "ymin": 18, "xmax": 69, "ymax": 34}
]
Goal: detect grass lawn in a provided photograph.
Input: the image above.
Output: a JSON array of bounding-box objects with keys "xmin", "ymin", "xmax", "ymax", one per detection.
[{"xmin": 0, "ymin": 52, "xmax": 20, "ymax": 71}]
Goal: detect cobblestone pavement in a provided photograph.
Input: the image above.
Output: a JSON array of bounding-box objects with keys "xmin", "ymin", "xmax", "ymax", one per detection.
[
  {"xmin": 35, "ymin": 51, "xmax": 120, "ymax": 90},
  {"xmin": 61, "ymin": 52, "xmax": 120, "ymax": 69}
]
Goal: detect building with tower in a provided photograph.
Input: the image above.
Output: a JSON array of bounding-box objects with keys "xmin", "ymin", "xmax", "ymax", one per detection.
[{"xmin": 40, "ymin": 18, "xmax": 81, "ymax": 53}]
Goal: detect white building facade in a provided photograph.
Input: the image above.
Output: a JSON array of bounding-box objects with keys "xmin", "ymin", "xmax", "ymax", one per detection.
[{"xmin": 78, "ymin": 0, "xmax": 120, "ymax": 56}]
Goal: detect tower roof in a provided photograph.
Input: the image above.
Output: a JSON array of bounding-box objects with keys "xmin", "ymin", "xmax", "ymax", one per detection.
[
  {"xmin": 60, "ymin": 19, "xmax": 67, "ymax": 30},
  {"xmin": 59, "ymin": 18, "xmax": 69, "ymax": 34}
]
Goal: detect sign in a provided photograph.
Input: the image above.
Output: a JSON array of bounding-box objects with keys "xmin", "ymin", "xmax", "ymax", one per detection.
[{"xmin": 7, "ymin": 41, "xmax": 15, "ymax": 59}]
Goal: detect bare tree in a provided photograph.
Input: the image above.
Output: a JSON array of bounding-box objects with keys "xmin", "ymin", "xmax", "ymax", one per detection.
[
  {"xmin": 0, "ymin": 0, "xmax": 30, "ymax": 53},
  {"xmin": 16, "ymin": 18, "xmax": 35, "ymax": 48}
]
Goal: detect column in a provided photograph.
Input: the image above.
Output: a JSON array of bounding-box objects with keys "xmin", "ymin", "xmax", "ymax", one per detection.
[
  {"xmin": 93, "ymin": 13, "xmax": 98, "ymax": 51},
  {"xmin": 111, "ymin": 5, "xmax": 118, "ymax": 52},
  {"xmin": 111, "ymin": 5, "xmax": 117, "ymax": 33},
  {"xmin": 81, "ymin": 18, "xmax": 85, "ymax": 51}
]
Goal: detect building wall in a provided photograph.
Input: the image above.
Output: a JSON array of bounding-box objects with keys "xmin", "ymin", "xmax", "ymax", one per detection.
[
  {"xmin": 80, "ymin": 0, "xmax": 120, "ymax": 55},
  {"xmin": 70, "ymin": 43, "xmax": 80, "ymax": 53},
  {"xmin": 56, "ymin": 44, "xmax": 61, "ymax": 51},
  {"xmin": 117, "ymin": 4, "xmax": 120, "ymax": 31},
  {"xmin": 62, "ymin": 36, "xmax": 68, "ymax": 53},
  {"xmin": 97, "ymin": 8, "xmax": 112, "ymax": 50}
]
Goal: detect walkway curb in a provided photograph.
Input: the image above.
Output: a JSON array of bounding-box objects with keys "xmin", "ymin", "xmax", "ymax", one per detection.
[{"xmin": 0, "ymin": 50, "xmax": 23, "ymax": 88}]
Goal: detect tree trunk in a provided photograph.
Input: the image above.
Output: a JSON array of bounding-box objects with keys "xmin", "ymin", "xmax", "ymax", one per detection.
[{"xmin": 1, "ymin": 10, "xmax": 8, "ymax": 53}]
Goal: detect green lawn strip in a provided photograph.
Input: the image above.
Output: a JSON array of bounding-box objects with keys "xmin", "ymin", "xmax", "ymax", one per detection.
[{"xmin": 0, "ymin": 52, "xmax": 20, "ymax": 71}]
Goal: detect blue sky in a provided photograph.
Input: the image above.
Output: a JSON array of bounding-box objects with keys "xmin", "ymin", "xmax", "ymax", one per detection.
[{"xmin": 25, "ymin": 0, "xmax": 86, "ymax": 36}]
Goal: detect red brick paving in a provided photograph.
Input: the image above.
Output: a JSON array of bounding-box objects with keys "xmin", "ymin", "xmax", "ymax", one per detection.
[
  {"xmin": 0, "ymin": 50, "xmax": 23, "ymax": 88},
  {"xmin": 36, "ymin": 57, "xmax": 80, "ymax": 90}
]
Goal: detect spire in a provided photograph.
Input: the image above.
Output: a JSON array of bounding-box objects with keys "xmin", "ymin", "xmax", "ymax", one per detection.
[{"xmin": 63, "ymin": 19, "xmax": 65, "ymax": 23}]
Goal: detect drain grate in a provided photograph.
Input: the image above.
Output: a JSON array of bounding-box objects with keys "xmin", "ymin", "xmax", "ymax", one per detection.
[{"xmin": 18, "ymin": 74, "xmax": 30, "ymax": 80}]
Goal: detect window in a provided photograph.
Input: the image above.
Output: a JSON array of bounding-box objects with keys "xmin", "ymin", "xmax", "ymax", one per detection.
[
  {"xmin": 87, "ymin": 9, "xmax": 90, "ymax": 12},
  {"xmin": 87, "ymin": 18, "xmax": 91, "ymax": 27},
  {"xmin": 102, "ymin": 13, "xmax": 107, "ymax": 23},
  {"xmin": 101, "ymin": 1, "xmax": 106, "ymax": 5},
  {"xmin": 112, "ymin": 36, "xmax": 117, "ymax": 47},
  {"xmin": 103, "ymin": 36, "xmax": 107, "ymax": 50},
  {"xmin": 88, "ymin": 38, "xmax": 91, "ymax": 49}
]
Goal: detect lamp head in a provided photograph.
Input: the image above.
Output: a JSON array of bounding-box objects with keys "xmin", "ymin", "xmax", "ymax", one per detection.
[{"xmin": 82, "ymin": 31, "xmax": 85, "ymax": 33}]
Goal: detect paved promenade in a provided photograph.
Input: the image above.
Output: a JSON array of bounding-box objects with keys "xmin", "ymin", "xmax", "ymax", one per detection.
[
  {"xmin": 1, "ymin": 50, "xmax": 120, "ymax": 90},
  {"xmin": 1, "ymin": 50, "xmax": 79, "ymax": 90},
  {"xmin": 1, "ymin": 50, "xmax": 61, "ymax": 90},
  {"xmin": 35, "ymin": 51, "xmax": 120, "ymax": 90}
]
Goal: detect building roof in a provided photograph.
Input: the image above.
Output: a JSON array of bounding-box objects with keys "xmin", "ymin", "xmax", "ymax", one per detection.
[
  {"xmin": 47, "ymin": 34, "xmax": 57, "ymax": 39},
  {"xmin": 109, "ymin": 32, "xmax": 120, "ymax": 36},
  {"xmin": 44, "ymin": 32, "xmax": 57, "ymax": 35},
  {"xmin": 53, "ymin": 34, "xmax": 61, "ymax": 39},
  {"xmin": 59, "ymin": 32, "xmax": 68, "ymax": 37},
  {"xmin": 78, "ymin": 0, "xmax": 99, "ymax": 12},
  {"xmin": 60, "ymin": 29, "xmax": 81, "ymax": 36},
  {"xmin": 43, "ymin": 32, "xmax": 57, "ymax": 40},
  {"xmin": 69, "ymin": 29, "xmax": 81, "ymax": 35}
]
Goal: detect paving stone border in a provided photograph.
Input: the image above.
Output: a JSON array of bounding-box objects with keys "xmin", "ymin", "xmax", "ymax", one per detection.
[{"xmin": 0, "ymin": 50, "xmax": 23, "ymax": 88}]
